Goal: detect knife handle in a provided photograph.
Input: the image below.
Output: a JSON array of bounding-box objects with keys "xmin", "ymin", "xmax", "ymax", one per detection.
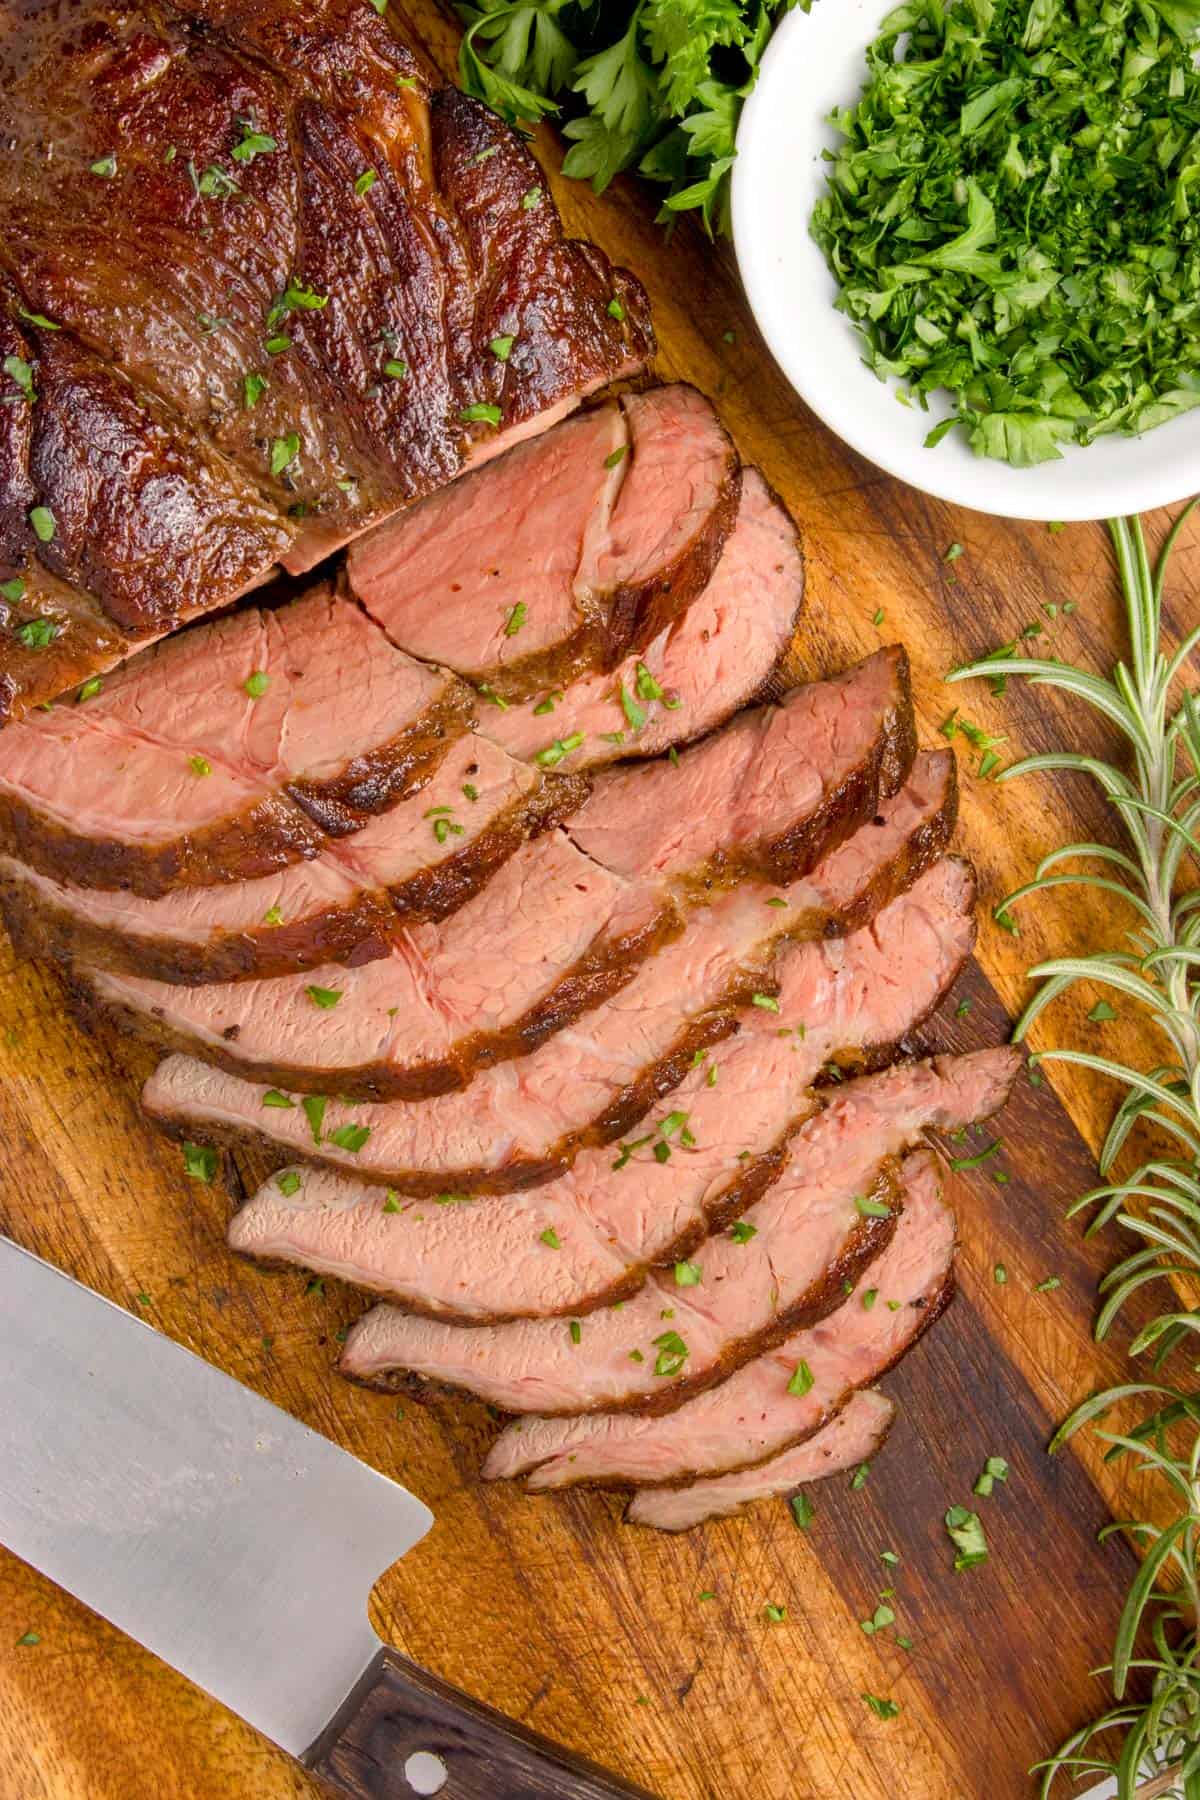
[{"xmin": 306, "ymin": 1648, "xmax": 659, "ymax": 1800}]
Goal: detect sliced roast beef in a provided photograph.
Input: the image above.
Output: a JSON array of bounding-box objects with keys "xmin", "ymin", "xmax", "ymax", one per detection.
[
  {"xmin": 0, "ymin": 590, "xmax": 469, "ymax": 895},
  {"xmin": 622, "ymin": 1152, "xmax": 954, "ymax": 1521},
  {"xmin": 566, "ymin": 647, "xmax": 912, "ymax": 888},
  {"xmin": 482, "ymin": 1124, "xmax": 982, "ymax": 1490},
  {"xmin": 338, "ymin": 1042, "xmax": 1010, "ymax": 1414},
  {"xmin": 0, "ymin": 0, "xmax": 651, "ymax": 722},
  {"xmin": 231, "ymin": 852, "xmax": 975, "ymax": 1320},
  {"xmin": 79, "ymin": 657, "xmax": 919, "ymax": 1092},
  {"xmin": 0, "ymin": 737, "xmax": 580, "ymax": 984},
  {"xmin": 482, "ymin": 469, "xmax": 804, "ymax": 771},
  {"xmin": 346, "ymin": 387, "xmax": 738, "ymax": 704},
  {"xmin": 80, "ymin": 832, "xmax": 674, "ymax": 1099},
  {"xmin": 141, "ymin": 755, "xmax": 958, "ymax": 1193},
  {"xmin": 625, "ymin": 1389, "xmax": 897, "ymax": 1532}
]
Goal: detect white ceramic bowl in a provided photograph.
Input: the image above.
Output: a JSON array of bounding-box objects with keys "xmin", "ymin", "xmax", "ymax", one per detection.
[{"xmin": 732, "ymin": 0, "xmax": 1200, "ymax": 521}]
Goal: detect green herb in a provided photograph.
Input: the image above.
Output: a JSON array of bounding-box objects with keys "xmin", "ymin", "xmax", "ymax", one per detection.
[
  {"xmin": 812, "ymin": 0, "xmax": 1200, "ymax": 466},
  {"xmin": 354, "ymin": 168, "xmax": 378, "ymax": 195},
  {"xmin": 1034, "ymin": 1275, "xmax": 1062, "ymax": 1293},
  {"xmin": 328, "ymin": 1123, "xmax": 371, "ymax": 1153},
  {"xmin": 382, "ymin": 1190, "xmax": 402, "ymax": 1214},
  {"xmin": 604, "ymin": 445, "xmax": 627, "ymax": 469},
  {"xmin": 652, "ymin": 1329, "xmax": 688, "ymax": 1377},
  {"xmin": 460, "ymin": 402, "xmax": 502, "ymax": 427},
  {"xmin": 305, "ymin": 984, "xmax": 342, "ymax": 1009},
  {"xmin": 786, "ymin": 1359, "xmax": 814, "ymax": 1397},
  {"xmin": 855, "ymin": 1195, "xmax": 892, "ymax": 1220},
  {"xmin": 263, "ymin": 904, "xmax": 284, "ymax": 927},
  {"xmin": 674, "ymin": 1260, "xmax": 701, "ymax": 1286},
  {"xmin": 270, "ymin": 432, "xmax": 301, "ymax": 476},
  {"xmin": 17, "ymin": 308, "xmax": 58, "ymax": 330},
  {"xmin": 1088, "ymin": 1000, "xmax": 1118, "ymax": 1023},
  {"xmin": 539, "ymin": 1227, "xmax": 561, "ymax": 1248},
  {"xmin": 880, "ymin": 1550, "xmax": 899, "ymax": 1566},
  {"xmin": 196, "ymin": 162, "xmax": 240, "ymax": 198},
  {"xmin": 490, "ymin": 334, "xmax": 516, "ymax": 361},
  {"xmin": 182, "ymin": 1142, "xmax": 217, "ymax": 1182},
  {"xmin": 243, "ymin": 372, "xmax": 268, "ymax": 409},
  {"xmin": 532, "ymin": 693, "xmax": 559, "ymax": 716},
  {"xmin": 1, "ymin": 577, "xmax": 25, "ymax": 604},
  {"xmin": 383, "ymin": 358, "xmax": 408, "ymax": 380},
  {"xmin": 29, "ymin": 506, "xmax": 55, "ymax": 543},
  {"xmin": 729, "ymin": 1219, "xmax": 757, "ymax": 1244},
  {"xmin": 949, "ymin": 1139, "xmax": 1002, "ymax": 1172},
  {"xmin": 974, "ymin": 1456, "xmax": 1009, "ymax": 1498},
  {"xmin": 16, "ymin": 1631, "xmax": 40, "ymax": 1648},
  {"xmin": 862, "ymin": 1694, "xmax": 900, "ymax": 1720},
  {"xmin": 764, "ymin": 1604, "xmax": 787, "ymax": 1623},
  {"xmin": 462, "ymin": 783, "xmax": 479, "ymax": 802},
  {"xmin": 618, "ymin": 683, "xmax": 645, "ymax": 731},
  {"xmin": 188, "ymin": 754, "xmax": 212, "ymax": 778},
  {"xmin": 90, "ymin": 154, "xmax": 117, "ymax": 178},
  {"xmin": 262, "ymin": 1089, "xmax": 296, "ymax": 1109},
  {"xmin": 850, "ymin": 1463, "xmax": 870, "ymax": 1490},
  {"xmin": 993, "ymin": 1263, "xmax": 1007, "ymax": 1285},
  {"xmin": 607, "ymin": 296, "xmax": 626, "ymax": 320},
  {"xmin": 751, "ymin": 993, "xmax": 779, "ymax": 1013},
  {"xmin": 861, "ymin": 1288, "xmax": 878, "ymax": 1311},
  {"xmin": 15, "ymin": 617, "xmax": 56, "ymax": 650},
  {"xmin": 4, "ymin": 355, "xmax": 34, "ymax": 402},
  {"xmin": 569, "ymin": 1319, "xmax": 582, "ymax": 1344},
  {"xmin": 305, "ymin": 1276, "xmax": 325, "ymax": 1297},
  {"xmin": 302, "ymin": 1094, "xmax": 328, "ymax": 1143},
  {"xmin": 265, "ymin": 335, "xmax": 292, "ymax": 355},
  {"xmin": 268, "ymin": 278, "xmax": 328, "ymax": 328},
  {"xmin": 232, "ymin": 123, "xmax": 277, "ymax": 163},
  {"xmin": 790, "ymin": 1492, "xmax": 814, "ymax": 1530},
  {"xmin": 244, "ymin": 671, "xmax": 269, "ymax": 698},
  {"xmin": 860, "ymin": 1602, "xmax": 895, "ymax": 1636},
  {"xmin": 944, "ymin": 1505, "xmax": 988, "ymax": 1571}
]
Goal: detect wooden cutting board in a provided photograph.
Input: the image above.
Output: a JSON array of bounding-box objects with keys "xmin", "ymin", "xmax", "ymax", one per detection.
[{"xmin": 2, "ymin": 6, "xmax": 1192, "ymax": 1793}]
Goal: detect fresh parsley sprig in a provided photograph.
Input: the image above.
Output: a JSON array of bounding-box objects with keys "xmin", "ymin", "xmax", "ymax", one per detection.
[
  {"xmin": 949, "ymin": 513, "xmax": 1200, "ymax": 1798},
  {"xmin": 457, "ymin": 0, "xmax": 795, "ymax": 233}
]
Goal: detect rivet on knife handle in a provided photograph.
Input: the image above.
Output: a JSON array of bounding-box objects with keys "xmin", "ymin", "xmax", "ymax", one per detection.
[{"xmin": 306, "ymin": 1648, "xmax": 659, "ymax": 1800}]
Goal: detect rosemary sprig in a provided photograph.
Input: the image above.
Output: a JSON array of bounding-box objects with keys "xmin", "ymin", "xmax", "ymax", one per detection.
[{"xmin": 949, "ymin": 513, "xmax": 1200, "ymax": 1799}]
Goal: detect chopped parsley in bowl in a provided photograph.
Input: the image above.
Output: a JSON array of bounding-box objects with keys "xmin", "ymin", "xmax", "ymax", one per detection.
[{"xmin": 809, "ymin": 0, "xmax": 1200, "ymax": 467}]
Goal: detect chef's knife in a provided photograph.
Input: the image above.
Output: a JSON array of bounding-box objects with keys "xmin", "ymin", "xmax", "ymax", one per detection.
[{"xmin": 0, "ymin": 1236, "xmax": 656, "ymax": 1799}]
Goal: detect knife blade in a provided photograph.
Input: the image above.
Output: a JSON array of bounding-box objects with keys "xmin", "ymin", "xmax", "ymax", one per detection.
[{"xmin": 0, "ymin": 1235, "xmax": 656, "ymax": 1800}]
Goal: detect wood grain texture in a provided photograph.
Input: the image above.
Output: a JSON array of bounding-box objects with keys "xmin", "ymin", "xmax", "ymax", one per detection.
[{"xmin": 0, "ymin": 7, "xmax": 1188, "ymax": 1795}]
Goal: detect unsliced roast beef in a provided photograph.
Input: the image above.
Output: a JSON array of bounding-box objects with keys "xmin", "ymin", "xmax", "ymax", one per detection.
[
  {"xmin": 622, "ymin": 1153, "xmax": 954, "ymax": 1522},
  {"xmin": 338, "ymin": 1044, "xmax": 1008, "ymax": 1413},
  {"xmin": 141, "ymin": 757, "xmax": 958, "ymax": 1192},
  {"xmin": 628, "ymin": 1389, "xmax": 896, "ymax": 1532},
  {"xmin": 482, "ymin": 469, "xmax": 804, "ymax": 771},
  {"xmin": 483, "ymin": 1132, "xmax": 980, "ymax": 1490},
  {"xmin": 566, "ymin": 646, "xmax": 912, "ymax": 889},
  {"xmin": 234, "ymin": 857, "xmax": 975, "ymax": 1321},
  {"xmin": 0, "ymin": 0, "xmax": 651, "ymax": 721},
  {"xmin": 0, "ymin": 738, "xmax": 580, "ymax": 983},
  {"xmin": 346, "ymin": 387, "xmax": 738, "ymax": 704},
  {"xmin": 0, "ymin": 590, "xmax": 469, "ymax": 895},
  {"xmin": 80, "ymin": 655, "xmax": 918, "ymax": 1093}
]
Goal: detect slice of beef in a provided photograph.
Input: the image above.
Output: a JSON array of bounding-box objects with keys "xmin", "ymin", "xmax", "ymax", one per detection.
[
  {"xmin": 0, "ymin": 589, "xmax": 469, "ymax": 895},
  {"xmin": 0, "ymin": 2, "xmax": 651, "ymax": 723},
  {"xmin": 566, "ymin": 647, "xmax": 912, "ymax": 890},
  {"xmin": 482, "ymin": 1125, "xmax": 979, "ymax": 1491},
  {"xmin": 79, "ymin": 831, "xmax": 675, "ymax": 1099},
  {"xmin": 230, "ymin": 846, "xmax": 975, "ymax": 1320},
  {"xmin": 346, "ymin": 387, "xmax": 738, "ymax": 704},
  {"xmin": 623, "ymin": 1151, "xmax": 954, "ymax": 1523},
  {"xmin": 482, "ymin": 468, "xmax": 804, "ymax": 772},
  {"xmin": 338, "ymin": 1042, "xmax": 1013, "ymax": 1415},
  {"xmin": 79, "ymin": 659, "xmax": 918, "ymax": 1091},
  {"xmin": 342, "ymin": 1158, "xmax": 902, "ymax": 1416},
  {"xmin": 625, "ymin": 1389, "xmax": 896, "ymax": 1532},
  {"xmin": 0, "ymin": 736, "xmax": 580, "ymax": 984},
  {"xmin": 140, "ymin": 754, "xmax": 957, "ymax": 1192}
]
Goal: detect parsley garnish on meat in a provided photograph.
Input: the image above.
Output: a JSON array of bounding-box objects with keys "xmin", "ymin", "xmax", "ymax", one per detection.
[
  {"xmin": 4, "ymin": 355, "xmax": 34, "ymax": 403},
  {"xmin": 460, "ymin": 402, "xmax": 502, "ymax": 427},
  {"xmin": 812, "ymin": 0, "xmax": 1200, "ymax": 464},
  {"xmin": 232, "ymin": 121, "xmax": 277, "ymax": 163},
  {"xmin": 28, "ymin": 507, "xmax": 55, "ymax": 543},
  {"xmin": 305, "ymin": 985, "xmax": 343, "ymax": 1009},
  {"xmin": 182, "ymin": 1142, "xmax": 217, "ymax": 1182},
  {"xmin": 328, "ymin": 1123, "xmax": 371, "ymax": 1153}
]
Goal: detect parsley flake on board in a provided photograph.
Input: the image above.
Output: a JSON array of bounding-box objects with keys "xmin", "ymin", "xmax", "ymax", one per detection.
[
  {"xmin": 945, "ymin": 1504, "xmax": 989, "ymax": 1570},
  {"xmin": 811, "ymin": 0, "xmax": 1200, "ymax": 465}
]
